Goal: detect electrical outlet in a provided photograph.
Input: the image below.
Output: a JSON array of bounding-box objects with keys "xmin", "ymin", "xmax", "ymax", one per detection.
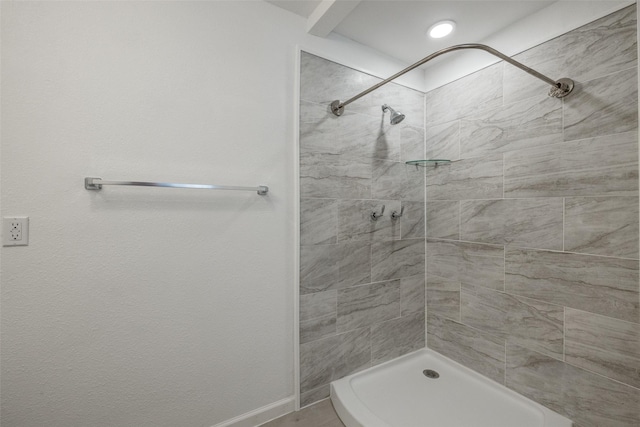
[
  {"xmin": 3, "ymin": 217, "xmax": 29, "ymax": 246},
  {"xmin": 9, "ymin": 221, "xmax": 21, "ymax": 241}
]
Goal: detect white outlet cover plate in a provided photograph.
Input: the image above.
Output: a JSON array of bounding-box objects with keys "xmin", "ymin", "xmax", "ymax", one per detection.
[{"xmin": 3, "ymin": 216, "xmax": 29, "ymax": 246}]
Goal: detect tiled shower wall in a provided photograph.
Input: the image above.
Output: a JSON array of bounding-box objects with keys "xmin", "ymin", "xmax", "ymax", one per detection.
[
  {"xmin": 298, "ymin": 52, "xmax": 426, "ymax": 406},
  {"xmin": 425, "ymin": 5, "xmax": 640, "ymax": 426}
]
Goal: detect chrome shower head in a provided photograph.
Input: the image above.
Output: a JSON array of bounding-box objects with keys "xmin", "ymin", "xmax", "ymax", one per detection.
[{"xmin": 382, "ymin": 104, "xmax": 405, "ymax": 125}]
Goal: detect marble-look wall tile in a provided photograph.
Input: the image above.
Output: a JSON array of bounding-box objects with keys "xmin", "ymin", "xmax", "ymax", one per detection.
[
  {"xmin": 459, "ymin": 96, "xmax": 562, "ymax": 159},
  {"xmin": 299, "ymin": 385, "xmax": 330, "ymax": 409},
  {"xmin": 398, "ymin": 90, "xmax": 425, "ymax": 130},
  {"xmin": 426, "ymin": 239, "xmax": 504, "ymax": 291},
  {"xmin": 426, "ymin": 200, "xmax": 459, "ymax": 240},
  {"xmin": 371, "ymin": 84, "xmax": 425, "ymax": 129},
  {"xmin": 426, "ymin": 63, "xmax": 503, "ymax": 126},
  {"xmin": 299, "ymin": 51, "xmax": 428, "ymax": 407},
  {"xmin": 505, "ymin": 248, "xmax": 639, "ymax": 323},
  {"xmin": 300, "ymin": 328, "xmax": 371, "ymax": 393},
  {"xmin": 371, "ymin": 238, "xmax": 425, "ymax": 282},
  {"xmin": 300, "ymin": 52, "xmax": 424, "ymax": 154},
  {"xmin": 300, "ymin": 198, "xmax": 338, "ymax": 246},
  {"xmin": 425, "ymin": 121, "xmax": 460, "ymax": 161},
  {"xmin": 564, "ymin": 67, "xmax": 638, "ymax": 141},
  {"xmin": 349, "ymin": 88, "xmax": 421, "ymax": 123},
  {"xmin": 373, "ymin": 159, "xmax": 424, "ymax": 201},
  {"xmin": 425, "ymin": 154, "xmax": 503, "ymax": 200},
  {"xmin": 504, "ymin": 131, "xmax": 639, "ymax": 198},
  {"xmin": 460, "ymin": 198, "xmax": 563, "ymax": 250},
  {"xmin": 300, "ymin": 244, "xmax": 339, "ymax": 294},
  {"xmin": 426, "ymin": 276, "xmax": 460, "ymax": 321},
  {"xmin": 506, "ymin": 343, "xmax": 640, "ymax": 427},
  {"xmin": 339, "ymin": 111, "xmax": 400, "ymax": 161},
  {"xmin": 300, "ymin": 315, "xmax": 337, "ymax": 345},
  {"xmin": 300, "ymin": 51, "xmax": 425, "ymax": 124},
  {"xmin": 300, "ymin": 152, "xmax": 371, "ymax": 199},
  {"xmin": 503, "ymin": 5, "xmax": 637, "ymax": 104},
  {"xmin": 461, "ymin": 286, "xmax": 564, "ymax": 359},
  {"xmin": 300, "ymin": 100, "xmax": 340, "ymax": 155},
  {"xmin": 300, "ymin": 290, "xmax": 337, "ymax": 344},
  {"xmin": 400, "ymin": 275, "xmax": 425, "ymax": 316},
  {"xmin": 565, "ymin": 196, "xmax": 639, "ymax": 259},
  {"xmin": 400, "ymin": 201, "xmax": 425, "ymax": 239},
  {"xmin": 400, "ymin": 125, "xmax": 425, "ymax": 162},
  {"xmin": 371, "ymin": 312, "xmax": 425, "ymax": 364},
  {"xmin": 418, "ymin": 8, "xmax": 640, "ymax": 425},
  {"xmin": 427, "ymin": 314, "xmax": 505, "ymax": 384},
  {"xmin": 300, "ymin": 51, "xmax": 380, "ymax": 108},
  {"xmin": 337, "ymin": 241, "xmax": 371, "ymax": 289},
  {"xmin": 336, "ymin": 281, "xmax": 401, "ymax": 333},
  {"xmin": 565, "ymin": 308, "xmax": 640, "ymax": 389},
  {"xmin": 301, "ymin": 290, "xmax": 337, "ymax": 322},
  {"xmin": 300, "ymin": 242, "xmax": 371, "ymax": 294},
  {"xmin": 337, "ymin": 199, "xmax": 401, "ymax": 242}
]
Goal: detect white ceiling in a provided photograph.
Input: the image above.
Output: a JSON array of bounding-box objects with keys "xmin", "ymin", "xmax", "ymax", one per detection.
[
  {"xmin": 333, "ymin": 1, "xmax": 554, "ymax": 66},
  {"xmin": 265, "ymin": 0, "xmax": 632, "ymax": 68},
  {"xmin": 267, "ymin": 0, "xmax": 323, "ymax": 18},
  {"xmin": 265, "ymin": 0, "xmax": 633, "ymax": 90},
  {"xmin": 266, "ymin": 0, "xmax": 554, "ymax": 63}
]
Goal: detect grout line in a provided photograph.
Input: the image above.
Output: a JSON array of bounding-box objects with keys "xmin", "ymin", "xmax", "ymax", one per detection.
[
  {"xmin": 502, "ymin": 152, "xmax": 505, "ymax": 200},
  {"xmin": 501, "ymin": 62, "xmax": 505, "ymax": 107},
  {"xmin": 562, "ymin": 128, "xmax": 638, "ymax": 144},
  {"xmin": 563, "ymin": 307, "xmax": 566, "ymax": 362},
  {"xmin": 370, "ymin": 323, "xmax": 373, "ymax": 367},
  {"xmin": 425, "ymin": 237, "xmax": 640, "ymax": 261},
  {"xmin": 458, "ymin": 200, "xmax": 462, "ymax": 241},
  {"xmin": 504, "ymin": 340, "xmax": 507, "ymax": 386},
  {"xmin": 562, "ymin": 198, "xmax": 565, "ymax": 252},
  {"xmin": 565, "ymin": 331, "xmax": 640, "ymax": 367},
  {"xmin": 567, "ymin": 306, "xmax": 640, "ymax": 326},
  {"xmin": 458, "ymin": 281, "xmax": 462, "ymax": 323},
  {"xmin": 424, "ymin": 98, "xmax": 429, "ymax": 349},
  {"xmin": 426, "ymin": 196, "xmax": 566, "ymax": 202},
  {"xmin": 503, "ymin": 241, "xmax": 507, "ymax": 293},
  {"xmin": 457, "ymin": 120, "xmax": 462, "ymax": 161},
  {"xmin": 562, "ymin": 357, "xmax": 640, "ymax": 392},
  {"xmin": 450, "ymin": 315, "xmax": 506, "ymax": 343},
  {"xmin": 429, "ymin": 195, "xmax": 639, "ymax": 204},
  {"xmin": 561, "ymin": 88, "xmax": 565, "ymax": 142},
  {"xmin": 580, "ymin": 64, "xmax": 639, "ymax": 84}
]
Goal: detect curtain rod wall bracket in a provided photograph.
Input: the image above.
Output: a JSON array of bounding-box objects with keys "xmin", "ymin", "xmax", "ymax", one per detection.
[
  {"xmin": 550, "ymin": 78, "xmax": 574, "ymax": 98},
  {"xmin": 331, "ymin": 100, "xmax": 345, "ymax": 116},
  {"xmin": 330, "ymin": 43, "xmax": 574, "ymax": 117}
]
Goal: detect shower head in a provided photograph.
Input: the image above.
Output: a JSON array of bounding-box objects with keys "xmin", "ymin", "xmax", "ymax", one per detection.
[{"xmin": 382, "ymin": 104, "xmax": 405, "ymax": 125}]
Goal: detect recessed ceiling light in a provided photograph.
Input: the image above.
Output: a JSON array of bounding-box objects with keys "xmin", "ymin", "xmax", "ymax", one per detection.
[{"xmin": 428, "ymin": 20, "xmax": 455, "ymax": 39}]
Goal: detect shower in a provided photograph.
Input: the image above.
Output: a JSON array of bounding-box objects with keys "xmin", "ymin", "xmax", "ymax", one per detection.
[
  {"xmin": 382, "ymin": 104, "xmax": 405, "ymax": 125},
  {"xmin": 330, "ymin": 43, "xmax": 574, "ymax": 117}
]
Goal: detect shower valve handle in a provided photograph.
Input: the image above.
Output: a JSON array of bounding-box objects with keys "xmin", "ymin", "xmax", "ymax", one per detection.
[
  {"xmin": 391, "ymin": 206, "xmax": 404, "ymax": 220},
  {"xmin": 371, "ymin": 205, "xmax": 385, "ymax": 221}
]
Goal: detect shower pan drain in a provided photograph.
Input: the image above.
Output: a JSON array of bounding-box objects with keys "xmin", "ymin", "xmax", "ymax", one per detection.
[{"xmin": 423, "ymin": 369, "xmax": 440, "ymax": 379}]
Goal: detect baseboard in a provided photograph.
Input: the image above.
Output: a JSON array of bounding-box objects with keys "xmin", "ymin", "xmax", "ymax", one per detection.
[{"xmin": 211, "ymin": 397, "xmax": 296, "ymax": 427}]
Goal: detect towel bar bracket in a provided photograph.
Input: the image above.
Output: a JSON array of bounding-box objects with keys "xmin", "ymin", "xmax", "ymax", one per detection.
[{"xmin": 85, "ymin": 177, "xmax": 103, "ymax": 190}]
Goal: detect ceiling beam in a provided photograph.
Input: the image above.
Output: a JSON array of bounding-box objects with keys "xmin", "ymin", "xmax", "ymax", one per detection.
[{"xmin": 306, "ymin": 0, "xmax": 361, "ymax": 37}]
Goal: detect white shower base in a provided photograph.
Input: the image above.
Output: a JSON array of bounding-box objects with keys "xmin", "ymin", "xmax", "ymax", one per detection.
[{"xmin": 330, "ymin": 349, "xmax": 572, "ymax": 427}]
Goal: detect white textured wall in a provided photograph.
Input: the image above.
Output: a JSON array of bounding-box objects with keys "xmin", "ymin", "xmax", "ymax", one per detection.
[{"xmin": 0, "ymin": 2, "xmax": 416, "ymax": 426}]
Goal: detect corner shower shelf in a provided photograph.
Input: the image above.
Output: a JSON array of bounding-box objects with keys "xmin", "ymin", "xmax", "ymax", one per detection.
[{"xmin": 405, "ymin": 159, "xmax": 452, "ymax": 167}]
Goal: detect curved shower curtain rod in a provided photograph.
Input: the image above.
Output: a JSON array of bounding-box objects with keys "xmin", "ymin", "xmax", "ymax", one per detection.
[{"xmin": 330, "ymin": 43, "xmax": 574, "ymax": 117}]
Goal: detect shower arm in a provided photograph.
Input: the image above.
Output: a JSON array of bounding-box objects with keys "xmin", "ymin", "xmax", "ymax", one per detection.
[{"xmin": 330, "ymin": 43, "xmax": 574, "ymax": 116}]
